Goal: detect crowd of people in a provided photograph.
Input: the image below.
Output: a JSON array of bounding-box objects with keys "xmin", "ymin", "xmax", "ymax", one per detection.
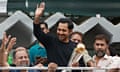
[{"xmin": 0, "ymin": 2, "xmax": 120, "ymax": 72}]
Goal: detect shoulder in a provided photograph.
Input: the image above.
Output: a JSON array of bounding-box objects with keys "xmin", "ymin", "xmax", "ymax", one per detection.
[{"xmin": 29, "ymin": 43, "xmax": 41, "ymax": 50}]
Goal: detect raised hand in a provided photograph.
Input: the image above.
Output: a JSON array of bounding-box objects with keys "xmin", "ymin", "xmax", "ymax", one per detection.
[
  {"xmin": 0, "ymin": 32, "xmax": 16, "ymax": 66},
  {"xmin": 35, "ymin": 2, "xmax": 45, "ymax": 17},
  {"xmin": 34, "ymin": 2, "xmax": 45, "ymax": 24},
  {"xmin": 7, "ymin": 37, "xmax": 16, "ymax": 52},
  {"xmin": 0, "ymin": 32, "xmax": 11, "ymax": 50}
]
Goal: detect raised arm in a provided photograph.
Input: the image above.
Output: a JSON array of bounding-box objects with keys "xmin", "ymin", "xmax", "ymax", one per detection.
[
  {"xmin": 33, "ymin": 2, "xmax": 52, "ymax": 47},
  {"xmin": 0, "ymin": 32, "xmax": 16, "ymax": 67},
  {"xmin": 34, "ymin": 2, "xmax": 45, "ymax": 24}
]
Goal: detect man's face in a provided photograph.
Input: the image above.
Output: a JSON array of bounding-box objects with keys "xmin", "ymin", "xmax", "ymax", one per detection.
[
  {"xmin": 40, "ymin": 24, "xmax": 49, "ymax": 34},
  {"xmin": 71, "ymin": 34, "xmax": 82, "ymax": 44},
  {"xmin": 14, "ymin": 51, "xmax": 30, "ymax": 66},
  {"xmin": 94, "ymin": 39, "xmax": 108, "ymax": 57},
  {"xmin": 57, "ymin": 23, "xmax": 72, "ymax": 43}
]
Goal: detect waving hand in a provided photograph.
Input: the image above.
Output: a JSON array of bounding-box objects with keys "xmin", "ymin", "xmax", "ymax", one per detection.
[
  {"xmin": 34, "ymin": 2, "xmax": 45, "ymax": 24},
  {"xmin": 0, "ymin": 32, "xmax": 16, "ymax": 67}
]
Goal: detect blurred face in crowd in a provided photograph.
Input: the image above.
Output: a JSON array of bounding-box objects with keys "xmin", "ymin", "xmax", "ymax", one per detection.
[
  {"xmin": 94, "ymin": 39, "xmax": 108, "ymax": 57},
  {"xmin": 57, "ymin": 23, "xmax": 72, "ymax": 43},
  {"xmin": 14, "ymin": 50, "xmax": 30, "ymax": 66},
  {"xmin": 40, "ymin": 24, "xmax": 49, "ymax": 34},
  {"xmin": 71, "ymin": 33, "xmax": 82, "ymax": 44}
]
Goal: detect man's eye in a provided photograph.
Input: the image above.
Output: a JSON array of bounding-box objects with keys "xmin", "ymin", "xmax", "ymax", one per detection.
[{"xmin": 96, "ymin": 43, "xmax": 104, "ymax": 46}]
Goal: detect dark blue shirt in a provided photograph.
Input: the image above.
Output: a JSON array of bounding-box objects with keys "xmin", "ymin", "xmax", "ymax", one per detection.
[{"xmin": 34, "ymin": 24, "xmax": 75, "ymax": 66}]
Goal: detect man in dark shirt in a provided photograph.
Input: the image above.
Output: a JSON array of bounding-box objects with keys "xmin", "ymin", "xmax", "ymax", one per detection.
[{"xmin": 33, "ymin": 2, "xmax": 78, "ymax": 67}]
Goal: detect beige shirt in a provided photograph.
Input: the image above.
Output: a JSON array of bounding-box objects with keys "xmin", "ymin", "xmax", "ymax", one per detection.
[
  {"xmin": 93, "ymin": 55, "xmax": 113, "ymax": 67},
  {"xmin": 92, "ymin": 55, "xmax": 119, "ymax": 72},
  {"xmin": 109, "ymin": 56, "xmax": 120, "ymax": 68},
  {"xmin": 93, "ymin": 55, "xmax": 112, "ymax": 72}
]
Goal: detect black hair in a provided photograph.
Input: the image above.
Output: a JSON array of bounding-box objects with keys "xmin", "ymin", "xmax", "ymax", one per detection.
[
  {"xmin": 109, "ymin": 43, "xmax": 120, "ymax": 56},
  {"xmin": 94, "ymin": 34, "xmax": 110, "ymax": 44},
  {"xmin": 39, "ymin": 21, "xmax": 48, "ymax": 29},
  {"xmin": 109, "ymin": 46, "xmax": 117, "ymax": 56},
  {"xmin": 56, "ymin": 18, "xmax": 74, "ymax": 30}
]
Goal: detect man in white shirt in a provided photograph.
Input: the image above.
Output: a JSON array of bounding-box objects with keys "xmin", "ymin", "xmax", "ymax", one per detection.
[{"xmin": 92, "ymin": 34, "xmax": 120, "ymax": 72}]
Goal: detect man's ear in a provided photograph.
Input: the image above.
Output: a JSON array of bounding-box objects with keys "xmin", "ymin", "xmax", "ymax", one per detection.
[
  {"xmin": 47, "ymin": 29, "xmax": 50, "ymax": 33},
  {"xmin": 69, "ymin": 29, "xmax": 73, "ymax": 34}
]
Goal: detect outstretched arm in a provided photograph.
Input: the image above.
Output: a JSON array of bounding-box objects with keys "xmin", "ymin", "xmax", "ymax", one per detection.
[
  {"xmin": 33, "ymin": 2, "xmax": 52, "ymax": 47},
  {"xmin": 34, "ymin": 2, "xmax": 45, "ymax": 24},
  {"xmin": 0, "ymin": 32, "xmax": 16, "ymax": 67}
]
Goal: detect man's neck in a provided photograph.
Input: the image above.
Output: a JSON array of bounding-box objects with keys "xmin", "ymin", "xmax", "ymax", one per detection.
[
  {"xmin": 95, "ymin": 56, "xmax": 103, "ymax": 66},
  {"xmin": 96, "ymin": 56, "xmax": 103, "ymax": 60},
  {"xmin": 61, "ymin": 39, "xmax": 69, "ymax": 43}
]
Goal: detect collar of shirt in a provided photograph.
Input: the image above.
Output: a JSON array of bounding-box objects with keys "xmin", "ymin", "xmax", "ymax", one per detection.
[
  {"xmin": 93, "ymin": 54, "xmax": 113, "ymax": 67},
  {"xmin": 33, "ymin": 43, "xmax": 45, "ymax": 49},
  {"xmin": 93, "ymin": 54, "xmax": 113, "ymax": 60}
]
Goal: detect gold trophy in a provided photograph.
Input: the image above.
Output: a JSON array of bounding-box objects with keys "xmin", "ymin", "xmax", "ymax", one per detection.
[{"xmin": 68, "ymin": 43, "xmax": 85, "ymax": 66}]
